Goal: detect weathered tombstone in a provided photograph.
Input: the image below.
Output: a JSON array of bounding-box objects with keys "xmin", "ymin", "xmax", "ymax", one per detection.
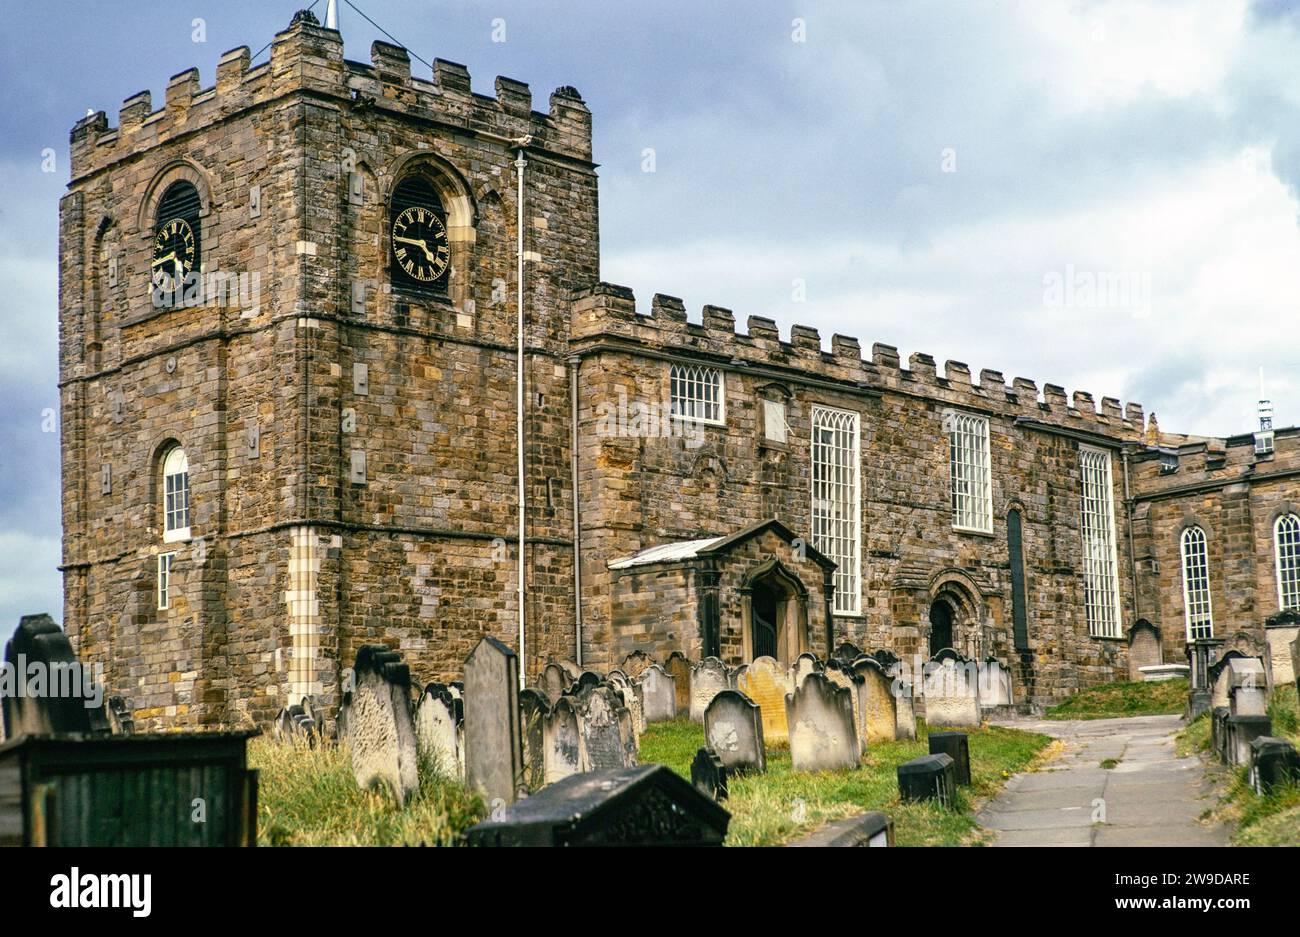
[
  {"xmin": 107, "ymin": 696, "xmax": 134, "ymax": 735},
  {"xmin": 1249, "ymin": 736, "xmax": 1300, "ymax": 795},
  {"xmin": 1228, "ymin": 714, "xmax": 1272, "ymax": 766},
  {"xmin": 871, "ymin": 649, "xmax": 901, "ymax": 674},
  {"xmin": 1127, "ymin": 620, "xmax": 1162, "ymax": 681},
  {"xmin": 539, "ymin": 662, "xmax": 570, "ymax": 702},
  {"xmin": 897, "ymin": 753, "xmax": 956, "ymax": 807},
  {"xmin": 727, "ymin": 663, "xmax": 749, "ymax": 689},
  {"xmin": 1228, "ymin": 657, "xmax": 1268, "ymax": 717},
  {"xmin": 576, "ymin": 683, "xmax": 637, "ymax": 771},
  {"xmin": 689, "ymin": 656, "xmax": 729, "ymax": 723},
  {"xmin": 1211, "ymin": 707, "xmax": 1231, "ymax": 763},
  {"xmin": 463, "ymin": 764, "xmax": 730, "ymax": 846},
  {"xmin": 274, "ymin": 702, "xmax": 319, "ymax": 747},
  {"xmin": 785, "ymin": 672, "xmax": 859, "ymax": 772},
  {"xmin": 704, "ymin": 689, "xmax": 766, "ymax": 774},
  {"xmin": 555, "ymin": 660, "xmax": 582, "ymax": 682},
  {"xmin": 893, "ymin": 679, "xmax": 917, "ymax": 741},
  {"xmin": 572, "ymin": 670, "xmax": 602, "ymax": 693},
  {"xmin": 664, "ymin": 651, "xmax": 692, "ymax": 714},
  {"xmin": 923, "ymin": 651, "xmax": 981, "ymax": 728},
  {"xmin": 639, "ymin": 664, "xmax": 677, "ymax": 722},
  {"xmin": 415, "ymin": 682, "xmax": 461, "ymax": 777},
  {"xmin": 464, "ymin": 636, "xmax": 525, "ymax": 806},
  {"xmin": 791, "ymin": 652, "xmax": 822, "ymax": 688},
  {"xmin": 607, "ymin": 670, "xmax": 644, "ymax": 737},
  {"xmin": 928, "ymin": 730, "xmax": 971, "ymax": 786},
  {"xmin": 621, "ymin": 650, "xmax": 655, "ymax": 679},
  {"xmin": 543, "ymin": 695, "xmax": 582, "ymax": 783},
  {"xmin": 344, "ymin": 644, "xmax": 420, "ymax": 804},
  {"xmin": 976, "ymin": 657, "xmax": 1013, "ymax": 708},
  {"xmin": 833, "ymin": 641, "xmax": 863, "ymax": 664},
  {"xmin": 1209, "ymin": 650, "xmax": 1250, "ymax": 709},
  {"xmin": 2, "ymin": 613, "xmax": 103, "ymax": 738},
  {"xmin": 1264, "ymin": 610, "xmax": 1300, "ymax": 688},
  {"xmin": 852, "ymin": 657, "xmax": 898, "ymax": 746},
  {"xmin": 824, "ymin": 660, "xmax": 864, "ymax": 753},
  {"xmin": 735, "ymin": 655, "xmax": 791, "ymax": 743},
  {"xmin": 691, "ymin": 747, "xmax": 729, "ymax": 801},
  {"xmin": 518, "ymin": 688, "xmax": 550, "ymax": 792}
]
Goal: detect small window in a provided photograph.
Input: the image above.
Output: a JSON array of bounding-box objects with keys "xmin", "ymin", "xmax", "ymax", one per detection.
[
  {"xmin": 162, "ymin": 446, "xmax": 190, "ymax": 542},
  {"xmin": 762, "ymin": 398, "xmax": 787, "ymax": 444},
  {"xmin": 158, "ymin": 552, "xmax": 175, "ymax": 610},
  {"xmin": 1276, "ymin": 513, "xmax": 1300, "ymax": 611},
  {"xmin": 1180, "ymin": 526, "xmax": 1213, "ymax": 640},
  {"xmin": 669, "ymin": 364, "xmax": 725, "ymax": 424},
  {"xmin": 946, "ymin": 412, "xmax": 992, "ymax": 533}
]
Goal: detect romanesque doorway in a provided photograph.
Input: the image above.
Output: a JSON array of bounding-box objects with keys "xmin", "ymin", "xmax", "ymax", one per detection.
[
  {"xmin": 741, "ymin": 560, "xmax": 809, "ymax": 665},
  {"xmin": 929, "ymin": 599, "xmax": 954, "ymax": 657}
]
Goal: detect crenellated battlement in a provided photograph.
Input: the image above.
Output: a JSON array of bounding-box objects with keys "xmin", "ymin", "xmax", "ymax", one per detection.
[
  {"xmin": 70, "ymin": 13, "xmax": 592, "ymax": 181},
  {"xmin": 570, "ymin": 281, "xmax": 1148, "ymax": 442}
]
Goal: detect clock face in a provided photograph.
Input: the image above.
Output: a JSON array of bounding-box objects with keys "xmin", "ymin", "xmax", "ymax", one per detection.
[
  {"xmin": 152, "ymin": 217, "xmax": 196, "ymax": 290},
  {"xmin": 391, "ymin": 205, "xmax": 450, "ymax": 284}
]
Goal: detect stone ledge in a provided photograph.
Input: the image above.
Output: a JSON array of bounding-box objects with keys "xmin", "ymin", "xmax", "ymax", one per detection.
[{"xmin": 788, "ymin": 810, "xmax": 894, "ymax": 847}]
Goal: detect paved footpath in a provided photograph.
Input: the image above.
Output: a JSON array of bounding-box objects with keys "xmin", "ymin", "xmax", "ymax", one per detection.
[{"xmin": 977, "ymin": 714, "xmax": 1227, "ymax": 847}]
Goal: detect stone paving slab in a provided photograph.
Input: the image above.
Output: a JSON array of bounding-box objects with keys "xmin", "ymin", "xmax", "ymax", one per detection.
[{"xmin": 977, "ymin": 714, "xmax": 1227, "ymax": 847}]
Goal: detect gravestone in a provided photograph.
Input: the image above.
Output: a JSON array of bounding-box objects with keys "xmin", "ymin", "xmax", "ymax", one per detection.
[
  {"xmin": 1249, "ymin": 736, "xmax": 1300, "ymax": 795},
  {"xmin": 2, "ymin": 613, "xmax": 104, "ymax": 738},
  {"xmin": 415, "ymin": 682, "xmax": 461, "ymax": 777},
  {"xmin": 518, "ymin": 688, "xmax": 551, "ymax": 792},
  {"xmin": 664, "ymin": 651, "xmax": 692, "ymax": 714},
  {"xmin": 555, "ymin": 660, "xmax": 582, "ymax": 682},
  {"xmin": 576, "ymin": 683, "xmax": 637, "ymax": 771},
  {"xmin": 824, "ymin": 661, "xmax": 865, "ymax": 754},
  {"xmin": 977, "ymin": 658, "xmax": 1013, "ymax": 708},
  {"xmin": 1211, "ymin": 707, "xmax": 1231, "ymax": 763},
  {"xmin": 1263, "ymin": 610, "xmax": 1300, "ymax": 688},
  {"xmin": 791, "ymin": 652, "xmax": 822, "ymax": 688},
  {"xmin": 691, "ymin": 747, "xmax": 729, "ymax": 802},
  {"xmin": 871, "ymin": 649, "xmax": 901, "ymax": 674},
  {"xmin": 1227, "ymin": 714, "xmax": 1272, "ymax": 766},
  {"xmin": 274, "ymin": 703, "xmax": 319, "ymax": 747},
  {"xmin": 543, "ymin": 695, "xmax": 582, "ymax": 783},
  {"xmin": 923, "ymin": 652, "xmax": 981, "ymax": 728},
  {"xmin": 852, "ymin": 657, "xmax": 898, "ymax": 745},
  {"xmin": 539, "ymin": 662, "xmax": 570, "ymax": 702},
  {"xmin": 344, "ymin": 644, "xmax": 420, "ymax": 804},
  {"xmin": 607, "ymin": 670, "xmax": 645, "ymax": 737},
  {"xmin": 728, "ymin": 663, "xmax": 749, "ymax": 689},
  {"xmin": 785, "ymin": 672, "xmax": 859, "ymax": 772},
  {"xmin": 833, "ymin": 641, "xmax": 863, "ymax": 664},
  {"xmin": 735, "ymin": 655, "xmax": 791, "ymax": 743},
  {"xmin": 1209, "ymin": 650, "xmax": 1250, "ymax": 709},
  {"xmin": 893, "ymin": 679, "xmax": 917, "ymax": 741},
  {"xmin": 572, "ymin": 670, "xmax": 603, "ymax": 693},
  {"xmin": 464, "ymin": 636, "xmax": 525, "ymax": 806},
  {"xmin": 621, "ymin": 650, "xmax": 655, "ymax": 679},
  {"xmin": 1228, "ymin": 658, "xmax": 1268, "ymax": 717},
  {"xmin": 689, "ymin": 657, "xmax": 729, "ymax": 723},
  {"xmin": 463, "ymin": 764, "xmax": 730, "ymax": 846},
  {"xmin": 1127, "ymin": 620, "xmax": 1162, "ymax": 681},
  {"xmin": 897, "ymin": 753, "xmax": 956, "ymax": 807},
  {"xmin": 929, "ymin": 730, "xmax": 971, "ymax": 786},
  {"xmin": 704, "ymin": 689, "xmax": 766, "ymax": 774},
  {"xmin": 639, "ymin": 664, "xmax": 677, "ymax": 723}
]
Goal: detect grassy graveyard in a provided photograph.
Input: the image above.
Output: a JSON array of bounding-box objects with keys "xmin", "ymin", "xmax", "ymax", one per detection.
[
  {"xmin": 1177, "ymin": 684, "xmax": 1300, "ymax": 846},
  {"xmin": 1043, "ymin": 677, "xmax": 1188, "ymax": 720},
  {"xmin": 638, "ymin": 717, "xmax": 1052, "ymax": 846},
  {"xmin": 251, "ymin": 737, "xmax": 486, "ymax": 846}
]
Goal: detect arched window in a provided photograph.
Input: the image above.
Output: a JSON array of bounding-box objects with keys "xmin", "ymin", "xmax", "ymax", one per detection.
[
  {"xmin": 1276, "ymin": 513, "xmax": 1300, "ymax": 611},
  {"xmin": 162, "ymin": 446, "xmax": 190, "ymax": 542},
  {"xmin": 388, "ymin": 175, "xmax": 450, "ymax": 295},
  {"xmin": 152, "ymin": 181, "xmax": 202, "ymax": 292},
  {"xmin": 1180, "ymin": 526, "xmax": 1213, "ymax": 640}
]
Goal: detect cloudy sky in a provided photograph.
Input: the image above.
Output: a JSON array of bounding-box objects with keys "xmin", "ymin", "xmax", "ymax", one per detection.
[{"xmin": 2, "ymin": 0, "xmax": 1299, "ymax": 635}]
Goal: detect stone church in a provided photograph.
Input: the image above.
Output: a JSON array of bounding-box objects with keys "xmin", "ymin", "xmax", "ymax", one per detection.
[{"xmin": 57, "ymin": 12, "xmax": 1300, "ymax": 729}]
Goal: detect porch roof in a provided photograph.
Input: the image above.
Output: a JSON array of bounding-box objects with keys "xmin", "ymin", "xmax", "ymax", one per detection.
[{"xmin": 606, "ymin": 519, "xmax": 837, "ymax": 572}]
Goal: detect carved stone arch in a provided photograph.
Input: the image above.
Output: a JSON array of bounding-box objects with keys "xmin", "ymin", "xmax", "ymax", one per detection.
[
  {"xmin": 148, "ymin": 436, "xmax": 187, "ymax": 536},
  {"xmin": 1177, "ymin": 513, "xmax": 1216, "ymax": 543},
  {"xmin": 925, "ymin": 567, "xmax": 989, "ymax": 659},
  {"xmin": 738, "ymin": 557, "xmax": 810, "ymax": 664},
  {"xmin": 690, "ymin": 449, "xmax": 728, "ymax": 482},
  {"xmin": 755, "ymin": 381, "xmax": 793, "ymax": 400},
  {"xmin": 1266, "ymin": 502, "xmax": 1299, "ymax": 527},
  {"xmin": 137, "ymin": 158, "xmax": 215, "ymax": 238}
]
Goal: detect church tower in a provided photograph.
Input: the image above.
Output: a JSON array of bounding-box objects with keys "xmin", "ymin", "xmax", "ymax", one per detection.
[{"xmin": 59, "ymin": 11, "xmax": 598, "ymax": 728}]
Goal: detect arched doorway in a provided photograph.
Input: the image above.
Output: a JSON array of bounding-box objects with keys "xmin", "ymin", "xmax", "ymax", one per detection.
[
  {"xmin": 741, "ymin": 560, "xmax": 809, "ymax": 664},
  {"xmin": 929, "ymin": 599, "xmax": 954, "ymax": 657}
]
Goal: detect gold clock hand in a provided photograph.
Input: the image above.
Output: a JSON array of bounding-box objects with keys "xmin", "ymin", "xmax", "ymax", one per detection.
[
  {"xmin": 153, "ymin": 252, "xmax": 176, "ymax": 267},
  {"xmin": 394, "ymin": 236, "xmax": 436, "ymax": 262}
]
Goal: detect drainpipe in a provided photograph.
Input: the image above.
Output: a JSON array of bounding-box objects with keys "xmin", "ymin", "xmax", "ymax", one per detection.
[
  {"xmin": 515, "ymin": 144, "xmax": 528, "ymax": 689},
  {"xmin": 569, "ymin": 354, "xmax": 583, "ymax": 666},
  {"xmin": 1122, "ymin": 447, "xmax": 1140, "ymax": 623}
]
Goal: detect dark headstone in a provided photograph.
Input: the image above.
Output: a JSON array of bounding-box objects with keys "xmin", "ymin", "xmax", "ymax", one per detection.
[
  {"xmin": 1248, "ymin": 736, "xmax": 1300, "ymax": 795},
  {"xmin": 1211, "ymin": 706, "xmax": 1231, "ymax": 763},
  {"xmin": 463, "ymin": 636, "xmax": 524, "ymax": 806},
  {"xmin": 2, "ymin": 614, "xmax": 104, "ymax": 738},
  {"xmin": 704, "ymin": 689, "xmax": 766, "ymax": 774},
  {"xmin": 790, "ymin": 811, "xmax": 894, "ymax": 847},
  {"xmin": 274, "ymin": 702, "xmax": 319, "ymax": 747},
  {"xmin": 897, "ymin": 753, "xmax": 956, "ymax": 807},
  {"xmin": 463, "ymin": 764, "xmax": 731, "ymax": 846},
  {"xmin": 929, "ymin": 730, "xmax": 971, "ymax": 786},
  {"xmin": 518, "ymin": 688, "xmax": 550, "ymax": 792},
  {"xmin": 690, "ymin": 746, "xmax": 729, "ymax": 801},
  {"xmin": 833, "ymin": 641, "xmax": 863, "ymax": 663},
  {"xmin": 575, "ymin": 682, "xmax": 637, "ymax": 770}
]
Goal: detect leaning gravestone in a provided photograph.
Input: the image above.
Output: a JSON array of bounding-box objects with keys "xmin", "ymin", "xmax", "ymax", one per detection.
[
  {"xmin": 786, "ymin": 672, "xmax": 859, "ymax": 772},
  {"xmin": 576, "ymin": 683, "xmax": 637, "ymax": 770},
  {"xmin": 665, "ymin": 651, "xmax": 692, "ymax": 715},
  {"xmin": 543, "ymin": 695, "xmax": 582, "ymax": 783},
  {"xmin": 689, "ymin": 657, "xmax": 730, "ymax": 723},
  {"xmin": 923, "ymin": 651, "xmax": 981, "ymax": 728},
  {"xmin": 539, "ymin": 662, "xmax": 571, "ymax": 702},
  {"xmin": 464, "ymin": 636, "xmax": 525, "ymax": 806},
  {"xmin": 640, "ymin": 664, "xmax": 677, "ymax": 722},
  {"xmin": 344, "ymin": 644, "xmax": 420, "ymax": 804},
  {"xmin": 518, "ymin": 688, "xmax": 550, "ymax": 793},
  {"xmin": 691, "ymin": 747, "xmax": 729, "ymax": 802},
  {"xmin": 2, "ymin": 613, "xmax": 104, "ymax": 738},
  {"xmin": 607, "ymin": 670, "xmax": 645, "ymax": 737},
  {"xmin": 704, "ymin": 690, "xmax": 766, "ymax": 774},
  {"xmin": 852, "ymin": 657, "xmax": 898, "ymax": 745},
  {"xmin": 736, "ymin": 655, "xmax": 791, "ymax": 743},
  {"xmin": 415, "ymin": 682, "xmax": 461, "ymax": 777},
  {"xmin": 621, "ymin": 650, "xmax": 655, "ymax": 679}
]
